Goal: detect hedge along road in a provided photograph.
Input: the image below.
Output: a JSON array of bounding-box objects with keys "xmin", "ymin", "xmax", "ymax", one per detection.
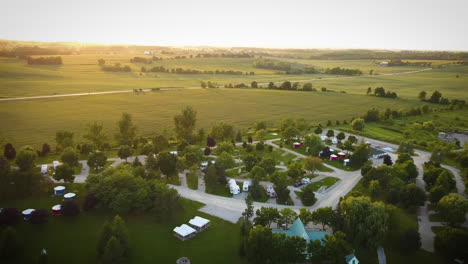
[{"xmin": 0, "ymin": 68, "xmax": 432, "ymax": 101}]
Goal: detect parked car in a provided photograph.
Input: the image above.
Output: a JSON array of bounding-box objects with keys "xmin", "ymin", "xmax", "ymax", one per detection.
[{"xmin": 294, "ymin": 182, "xmax": 303, "ymax": 188}]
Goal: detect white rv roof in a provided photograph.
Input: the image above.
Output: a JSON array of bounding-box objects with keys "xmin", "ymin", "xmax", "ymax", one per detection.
[
  {"xmin": 22, "ymin": 209, "xmax": 35, "ymax": 214},
  {"xmin": 64, "ymin": 193, "xmax": 76, "ymax": 198},
  {"xmin": 52, "ymin": 205, "xmax": 61, "ymax": 210},
  {"xmin": 54, "ymin": 186, "xmax": 66, "ymax": 191}
]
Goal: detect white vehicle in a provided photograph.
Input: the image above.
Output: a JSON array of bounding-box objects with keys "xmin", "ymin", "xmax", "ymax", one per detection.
[
  {"xmin": 41, "ymin": 164, "xmax": 48, "ymax": 175},
  {"xmin": 332, "ymin": 138, "xmax": 338, "ymax": 145},
  {"xmin": 320, "ymin": 135, "xmax": 327, "ymax": 142},
  {"xmin": 243, "ymin": 181, "xmax": 251, "ymax": 192},
  {"xmin": 170, "ymin": 151, "xmax": 178, "ymax": 156},
  {"xmin": 228, "ymin": 179, "xmax": 240, "ymax": 195},
  {"xmin": 200, "ymin": 161, "xmax": 209, "ymax": 170},
  {"xmin": 301, "ymin": 178, "xmax": 310, "ymax": 185},
  {"xmin": 266, "ymin": 185, "xmax": 276, "ymax": 198},
  {"xmin": 53, "ymin": 161, "xmax": 60, "ymax": 169}
]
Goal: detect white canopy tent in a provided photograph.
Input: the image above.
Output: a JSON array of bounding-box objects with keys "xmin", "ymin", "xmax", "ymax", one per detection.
[
  {"xmin": 189, "ymin": 216, "xmax": 211, "ymax": 232},
  {"xmin": 173, "ymin": 224, "xmax": 197, "ymax": 240}
]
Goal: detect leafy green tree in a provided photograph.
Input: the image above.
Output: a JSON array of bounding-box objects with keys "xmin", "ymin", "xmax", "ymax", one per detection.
[
  {"xmin": 255, "ymin": 129, "xmax": 267, "ymax": 141},
  {"xmin": 281, "ymin": 235, "xmax": 307, "ymax": 263},
  {"xmin": 153, "ymin": 135, "xmax": 169, "ymax": 154},
  {"xmin": 215, "ymin": 151, "xmax": 235, "ymax": 170},
  {"xmin": 428, "ymin": 90, "xmax": 442, "ymax": 103},
  {"xmin": 287, "ymin": 161, "xmax": 303, "ymax": 180},
  {"xmin": 396, "ymin": 153, "xmax": 412, "ymax": 164},
  {"xmin": 401, "ymin": 184, "xmax": 426, "ymax": 208},
  {"xmin": 340, "ymin": 196, "xmax": 388, "ymax": 249},
  {"xmin": 311, "ymin": 207, "xmax": 337, "ymax": 231},
  {"xmin": 101, "ymin": 236, "xmax": 125, "ymax": 264},
  {"xmin": 235, "ymin": 131, "xmax": 243, "ymax": 142},
  {"xmin": 216, "ymin": 141, "xmax": 235, "ymax": 154},
  {"xmin": 259, "ymin": 157, "xmax": 276, "ymax": 175},
  {"xmin": 397, "ymin": 141, "xmax": 414, "ymax": 154},
  {"xmin": 301, "ymin": 185, "xmax": 316, "ymax": 206},
  {"xmin": 303, "ymin": 156, "xmax": 323, "ymax": 174},
  {"xmin": 61, "ymin": 199, "xmax": 80, "ymax": 217},
  {"xmin": 314, "ymin": 126, "xmax": 323, "ymax": 135},
  {"xmin": 150, "ymin": 181, "xmax": 181, "ymax": 218},
  {"xmin": 53, "ymin": 164, "xmax": 75, "ymax": 183},
  {"xmin": 60, "ymin": 147, "xmax": 79, "ymax": 167},
  {"xmin": 15, "ymin": 146, "xmax": 37, "ymax": 171},
  {"xmin": 55, "ymin": 130, "xmax": 74, "ymax": 152},
  {"xmin": 336, "ymin": 132, "xmax": 345, "ymax": 141},
  {"xmin": 251, "ymin": 81, "xmax": 258, "ymax": 88},
  {"xmin": 87, "ymin": 151, "xmax": 107, "ymax": 172},
  {"xmin": 298, "ymin": 208, "xmax": 313, "ymax": 226},
  {"xmin": 271, "ymin": 172, "xmax": 290, "ymax": 205},
  {"xmin": 0, "ymin": 226, "xmax": 22, "ymax": 260},
  {"xmin": 157, "ymin": 152, "xmax": 178, "ymax": 178},
  {"xmin": 254, "ymin": 121, "xmax": 267, "ymax": 131},
  {"xmin": 309, "ymin": 231, "xmax": 352, "ymax": 264},
  {"xmin": 182, "ymin": 145, "xmax": 203, "ymax": 168},
  {"xmin": 326, "ymin": 129, "xmax": 334, "ymax": 138},
  {"xmin": 115, "ymin": 113, "xmax": 137, "ymax": 146},
  {"xmin": 304, "ymin": 134, "xmax": 323, "ymax": 156},
  {"xmin": 210, "ymin": 122, "xmax": 235, "ymax": 142},
  {"xmin": 303, "ymin": 82, "xmax": 313, "ymax": 91},
  {"xmin": 41, "ymin": 143, "xmax": 51, "ymax": 156},
  {"xmin": 242, "ymin": 195, "xmax": 254, "ymax": 220},
  {"xmin": 418, "ymin": 91, "xmax": 426, "ymax": 101},
  {"xmin": 349, "ymin": 143, "xmax": 370, "ymax": 168},
  {"xmin": 244, "ymin": 154, "xmax": 261, "ymax": 172},
  {"xmin": 277, "ymin": 208, "xmax": 297, "ymax": 229},
  {"xmin": 351, "ymin": 118, "xmax": 365, "ymax": 131},
  {"xmin": 117, "ymin": 145, "xmax": 133, "ymax": 162},
  {"xmin": 174, "ymin": 106, "xmax": 197, "ymax": 143},
  {"xmin": 348, "ymin": 135, "xmax": 357, "ymax": 143},
  {"xmin": 83, "ymin": 122, "xmax": 108, "ymax": 150},
  {"xmin": 0, "ymin": 157, "xmax": 12, "ymax": 199},
  {"xmin": 429, "ymin": 185, "xmax": 450, "ymax": 204},
  {"xmin": 434, "ymin": 227, "xmax": 468, "ymax": 260},
  {"xmin": 246, "ymin": 225, "xmax": 274, "ymax": 263},
  {"xmin": 3, "ymin": 143, "xmax": 17, "ymax": 160},
  {"xmin": 437, "ymin": 194, "xmax": 468, "ymax": 226},
  {"xmin": 254, "ymin": 207, "xmax": 280, "ymax": 227}
]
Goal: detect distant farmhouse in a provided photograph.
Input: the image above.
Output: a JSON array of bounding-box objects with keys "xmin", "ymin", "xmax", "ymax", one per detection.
[
  {"xmin": 143, "ymin": 51, "xmax": 152, "ymax": 55},
  {"xmin": 379, "ymin": 61, "xmax": 389, "ymax": 66}
]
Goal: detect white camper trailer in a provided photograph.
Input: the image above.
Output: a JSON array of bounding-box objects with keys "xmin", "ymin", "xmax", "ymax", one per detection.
[
  {"xmin": 243, "ymin": 181, "xmax": 251, "ymax": 192},
  {"xmin": 41, "ymin": 165, "xmax": 48, "ymax": 175},
  {"xmin": 228, "ymin": 179, "xmax": 240, "ymax": 195},
  {"xmin": 53, "ymin": 161, "xmax": 60, "ymax": 169},
  {"xmin": 266, "ymin": 185, "xmax": 276, "ymax": 198}
]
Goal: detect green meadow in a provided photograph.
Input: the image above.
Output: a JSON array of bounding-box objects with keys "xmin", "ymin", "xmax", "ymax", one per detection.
[{"xmin": 0, "ymin": 88, "xmax": 430, "ymax": 148}]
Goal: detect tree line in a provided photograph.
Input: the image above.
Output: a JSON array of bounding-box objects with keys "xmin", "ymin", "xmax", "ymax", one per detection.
[
  {"xmin": 147, "ymin": 66, "xmax": 249, "ymax": 75},
  {"xmin": 367, "ymin": 87, "xmax": 398, "ymax": 98},
  {"xmin": 325, "ymin": 67, "xmax": 362, "ymax": 76},
  {"xmin": 253, "ymin": 59, "xmax": 317, "ymax": 74},
  {"xmin": 418, "ymin": 90, "xmax": 465, "ymax": 107},
  {"xmin": 26, "ymin": 56, "xmax": 63, "ymax": 65}
]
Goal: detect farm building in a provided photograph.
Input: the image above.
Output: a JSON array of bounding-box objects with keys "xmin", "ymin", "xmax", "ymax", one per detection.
[
  {"xmin": 188, "ymin": 216, "xmax": 210, "ymax": 232},
  {"xmin": 273, "ymin": 218, "xmax": 327, "ymax": 244},
  {"xmin": 64, "ymin": 193, "xmax": 76, "ymax": 200},
  {"xmin": 173, "ymin": 224, "xmax": 197, "ymax": 241},
  {"xmin": 379, "ymin": 61, "xmax": 389, "ymax": 66},
  {"xmin": 54, "ymin": 186, "xmax": 66, "ymax": 196},
  {"xmin": 22, "ymin": 209, "xmax": 35, "ymax": 220},
  {"xmin": 52, "ymin": 205, "xmax": 61, "ymax": 215}
]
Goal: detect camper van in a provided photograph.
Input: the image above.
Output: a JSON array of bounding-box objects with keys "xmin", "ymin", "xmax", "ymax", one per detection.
[
  {"xmin": 243, "ymin": 181, "xmax": 250, "ymax": 192},
  {"xmin": 228, "ymin": 179, "xmax": 240, "ymax": 195},
  {"xmin": 266, "ymin": 185, "xmax": 276, "ymax": 198}
]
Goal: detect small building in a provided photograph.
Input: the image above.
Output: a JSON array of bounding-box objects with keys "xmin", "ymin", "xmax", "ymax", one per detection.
[
  {"xmin": 345, "ymin": 253, "xmax": 359, "ymax": 264},
  {"xmin": 22, "ymin": 209, "xmax": 35, "ymax": 220},
  {"xmin": 64, "ymin": 193, "xmax": 76, "ymax": 200},
  {"xmin": 53, "ymin": 161, "xmax": 60, "ymax": 169},
  {"xmin": 273, "ymin": 218, "xmax": 327, "ymax": 244},
  {"xmin": 330, "ymin": 154, "xmax": 338, "ymax": 161},
  {"xmin": 266, "ymin": 185, "xmax": 276, "ymax": 198},
  {"xmin": 338, "ymin": 152, "xmax": 346, "ymax": 158},
  {"xmin": 173, "ymin": 224, "xmax": 197, "ymax": 241},
  {"xmin": 293, "ymin": 142, "xmax": 301, "ymax": 148},
  {"xmin": 379, "ymin": 61, "xmax": 389, "ymax": 66},
  {"xmin": 188, "ymin": 216, "xmax": 210, "ymax": 232},
  {"xmin": 41, "ymin": 165, "xmax": 48, "ymax": 175},
  {"xmin": 343, "ymin": 159, "xmax": 350, "ymax": 166},
  {"xmin": 54, "ymin": 186, "xmax": 66, "ymax": 196},
  {"xmin": 52, "ymin": 205, "xmax": 61, "ymax": 215},
  {"xmin": 243, "ymin": 181, "xmax": 250, "ymax": 192},
  {"xmin": 228, "ymin": 179, "xmax": 240, "ymax": 195}
]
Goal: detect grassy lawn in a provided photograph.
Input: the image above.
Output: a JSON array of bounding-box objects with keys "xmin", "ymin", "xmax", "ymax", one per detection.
[
  {"xmin": 0, "ymin": 190, "xmax": 244, "ymax": 264},
  {"xmin": 302, "ymin": 177, "xmax": 340, "ymax": 192},
  {"xmin": 253, "ymin": 188, "xmax": 269, "ymax": 203},
  {"xmin": 235, "ymin": 145, "xmax": 297, "ymax": 166},
  {"xmin": 294, "ymin": 191, "xmax": 317, "ymax": 206},
  {"xmin": 205, "ymin": 183, "xmax": 233, "ymax": 198},
  {"xmin": 316, "ymin": 163, "xmax": 334, "ymax": 172},
  {"xmin": 324, "ymin": 159, "xmax": 357, "ymax": 171}
]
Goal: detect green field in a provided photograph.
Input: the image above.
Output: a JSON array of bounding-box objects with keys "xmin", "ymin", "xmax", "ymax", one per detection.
[
  {"xmin": 0, "ymin": 88, "xmax": 430, "ymax": 149},
  {"xmin": 0, "ymin": 184, "xmax": 244, "ymax": 264}
]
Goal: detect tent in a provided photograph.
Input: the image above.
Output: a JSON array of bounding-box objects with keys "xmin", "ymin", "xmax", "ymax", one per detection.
[
  {"xmin": 22, "ymin": 209, "xmax": 35, "ymax": 220},
  {"xmin": 54, "ymin": 186, "xmax": 66, "ymax": 196},
  {"xmin": 338, "ymin": 152, "xmax": 346, "ymax": 158},
  {"xmin": 173, "ymin": 224, "xmax": 197, "ymax": 240},
  {"xmin": 189, "ymin": 216, "xmax": 211, "ymax": 232},
  {"xmin": 64, "ymin": 193, "xmax": 76, "ymax": 200},
  {"xmin": 330, "ymin": 154, "xmax": 338, "ymax": 161},
  {"xmin": 344, "ymin": 159, "xmax": 350, "ymax": 166},
  {"xmin": 52, "ymin": 205, "xmax": 61, "ymax": 215},
  {"xmin": 293, "ymin": 142, "xmax": 301, "ymax": 148}
]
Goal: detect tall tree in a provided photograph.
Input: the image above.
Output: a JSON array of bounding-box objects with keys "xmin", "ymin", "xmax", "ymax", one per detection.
[
  {"xmin": 254, "ymin": 207, "xmax": 280, "ymax": 227},
  {"xmin": 60, "ymin": 147, "xmax": 79, "ymax": 167},
  {"xmin": 418, "ymin": 91, "xmax": 427, "ymax": 101},
  {"xmin": 174, "ymin": 107, "xmax": 197, "ymax": 143},
  {"xmin": 156, "ymin": 152, "xmax": 178, "ymax": 178},
  {"xmin": 3, "ymin": 143, "xmax": 16, "ymax": 160},
  {"xmin": 87, "ymin": 151, "xmax": 108, "ymax": 172},
  {"xmin": 55, "ymin": 130, "xmax": 74, "ymax": 152},
  {"xmin": 115, "ymin": 112, "xmax": 137, "ymax": 146},
  {"xmin": 311, "ymin": 207, "xmax": 337, "ymax": 231},
  {"xmin": 437, "ymin": 194, "xmax": 468, "ymax": 226},
  {"xmin": 15, "ymin": 146, "xmax": 37, "ymax": 171},
  {"xmin": 101, "ymin": 236, "xmax": 125, "ymax": 264},
  {"xmin": 304, "ymin": 134, "xmax": 323, "ymax": 156},
  {"xmin": 303, "ymin": 156, "xmax": 323, "ymax": 174},
  {"xmin": 83, "ymin": 122, "xmax": 108, "ymax": 150},
  {"xmin": 117, "ymin": 145, "xmax": 133, "ymax": 162},
  {"xmin": 53, "ymin": 164, "xmax": 75, "ymax": 183}
]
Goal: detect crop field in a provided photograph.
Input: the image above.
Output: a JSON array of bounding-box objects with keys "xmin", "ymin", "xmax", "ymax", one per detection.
[{"xmin": 0, "ymin": 88, "xmax": 431, "ymax": 148}]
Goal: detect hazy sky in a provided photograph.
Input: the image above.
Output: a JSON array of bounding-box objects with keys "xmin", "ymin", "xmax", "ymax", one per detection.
[{"xmin": 1, "ymin": 0, "xmax": 467, "ymax": 51}]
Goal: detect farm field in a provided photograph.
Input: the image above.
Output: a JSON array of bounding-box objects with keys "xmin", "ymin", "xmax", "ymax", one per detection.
[
  {"xmin": 0, "ymin": 185, "xmax": 245, "ymax": 264},
  {"xmin": 0, "ymin": 88, "xmax": 431, "ymax": 149},
  {"xmin": 1, "ymin": 55, "xmax": 467, "ymax": 100}
]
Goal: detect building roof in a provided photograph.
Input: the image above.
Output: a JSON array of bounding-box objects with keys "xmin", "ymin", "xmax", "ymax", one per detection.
[
  {"xmin": 52, "ymin": 205, "xmax": 61, "ymax": 210},
  {"xmin": 22, "ymin": 209, "xmax": 35, "ymax": 214},
  {"xmin": 273, "ymin": 218, "xmax": 327, "ymax": 243},
  {"xmin": 345, "ymin": 253, "xmax": 357, "ymax": 263},
  {"xmin": 54, "ymin": 186, "xmax": 65, "ymax": 191},
  {"xmin": 64, "ymin": 193, "xmax": 76, "ymax": 198},
  {"xmin": 189, "ymin": 216, "xmax": 210, "ymax": 227},
  {"xmin": 174, "ymin": 224, "xmax": 197, "ymax": 237}
]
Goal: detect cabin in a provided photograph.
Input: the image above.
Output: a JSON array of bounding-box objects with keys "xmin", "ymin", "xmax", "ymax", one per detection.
[
  {"xmin": 345, "ymin": 253, "xmax": 359, "ymax": 264},
  {"xmin": 338, "ymin": 152, "xmax": 346, "ymax": 158},
  {"xmin": 52, "ymin": 205, "xmax": 61, "ymax": 215},
  {"xmin": 330, "ymin": 154, "xmax": 338, "ymax": 161},
  {"xmin": 22, "ymin": 209, "xmax": 35, "ymax": 220},
  {"xmin": 266, "ymin": 185, "xmax": 276, "ymax": 198},
  {"xmin": 64, "ymin": 193, "xmax": 76, "ymax": 200},
  {"xmin": 54, "ymin": 186, "xmax": 66, "ymax": 196},
  {"xmin": 243, "ymin": 181, "xmax": 250, "ymax": 192},
  {"xmin": 188, "ymin": 216, "xmax": 210, "ymax": 232},
  {"xmin": 173, "ymin": 224, "xmax": 197, "ymax": 241}
]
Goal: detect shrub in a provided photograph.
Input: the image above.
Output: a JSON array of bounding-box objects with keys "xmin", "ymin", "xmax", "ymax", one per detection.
[
  {"xmin": 83, "ymin": 194, "xmax": 99, "ymax": 211},
  {"xmin": 61, "ymin": 200, "xmax": 80, "ymax": 217},
  {"xmin": 0, "ymin": 208, "xmax": 21, "ymax": 225},
  {"xmin": 30, "ymin": 209, "xmax": 49, "ymax": 225}
]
